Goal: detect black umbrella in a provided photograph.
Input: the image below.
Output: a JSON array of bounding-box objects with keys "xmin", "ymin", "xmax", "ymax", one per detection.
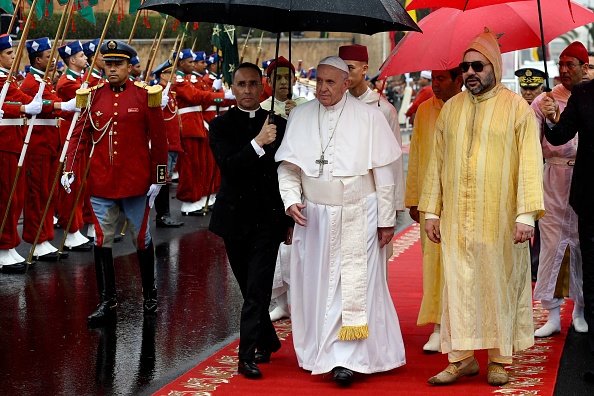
[
  {"xmin": 140, "ymin": 0, "xmax": 421, "ymax": 35},
  {"xmin": 140, "ymin": 0, "xmax": 420, "ymax": 121}
]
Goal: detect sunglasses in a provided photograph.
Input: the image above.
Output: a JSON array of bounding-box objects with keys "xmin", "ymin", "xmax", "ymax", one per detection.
[{"xmin": 459, "ymin": 61, "xmax": 491, "ymax": 73}]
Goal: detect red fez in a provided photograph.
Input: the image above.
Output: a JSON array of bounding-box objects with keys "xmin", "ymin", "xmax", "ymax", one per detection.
[
  {"xmin": 266, "ymin": 56, "xmax": 295, "ymax": 76},
  {"xmin": 560, "ymin": 41, "xmax": 588, "ymax": 65},
  {"xmin": 338, "ymin": 44, "xmax": 369, "ymax": 62}
]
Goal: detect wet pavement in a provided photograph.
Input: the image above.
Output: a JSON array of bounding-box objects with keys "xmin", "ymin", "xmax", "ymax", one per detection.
[{"xmin": 1, "ymin": 139, "xmax": 592, "ymax": 395}]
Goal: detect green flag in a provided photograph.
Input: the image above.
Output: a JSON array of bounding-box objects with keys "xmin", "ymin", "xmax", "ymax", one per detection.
[
  {"xmin": 29, "ymin": 0, "xmax": 53, "ymax": 20},
  {"xmin": 212, "ymin": 24, "xmax": 239, "ymax": 85},
  {"xmin": 0, "ymin": 0, "xmax": 15, "ymax": 13},
  {"xmin": 58, "ymin": 0, "xmax": 97, "ymax": 25},
  {"xmin": 129, "ymin": 0, "xmax": 141, "ymax": 15}
]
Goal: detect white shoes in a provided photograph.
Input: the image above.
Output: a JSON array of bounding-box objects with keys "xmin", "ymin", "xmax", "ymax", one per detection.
[
  {"xmin": 535, "ymin": 321, "xmax": 561, "ymax": 337},
  {"xmin": 269, "ymin": 306, "xmax": 290, "ymax": 322},
  {"xmin": 573, "ymin": 317, "xmax": 589, "ymax": 333},
  {"xmin": 87, "ymin": 225, "xmax": 96, "ymax": 239},
  {"xmin": 423, "ymin": 332, "xmax": 440, "ymax": 353},
  {"xmin": 65, "ymin": 230, "xmax": 90, "ymax": 248}
]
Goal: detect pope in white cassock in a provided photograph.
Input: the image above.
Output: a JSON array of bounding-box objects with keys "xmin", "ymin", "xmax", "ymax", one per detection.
[{"xmin": 275, "ymin": 56, "xmax": 405, "ymax": 386}]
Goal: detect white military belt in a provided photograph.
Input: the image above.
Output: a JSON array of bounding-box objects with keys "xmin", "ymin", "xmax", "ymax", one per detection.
[
  {"xmin": 302, "ymin": 172, "xmax": 375, "ymax": 206},
  {"xmin": 178, "ymin": 105, "xmax": 202, "ymax": 114},
  {"xmin": 204, "ymin": 105, "xmax": 218, "ymax": 111},
  {"xmin": 0, "ymin": 118, "xmax": 25, "ymax": 126},
  {"xmin": 546, "ymin": 157, "xmax": 575, "ymax": 167},
  {"xmin": 0, "ymin": 118, "xmax": 58, "ymax": 127}
]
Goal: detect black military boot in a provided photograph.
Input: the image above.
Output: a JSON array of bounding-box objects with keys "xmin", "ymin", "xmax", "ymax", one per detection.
[
  {"xmin": 155, "ymin": 184, "xmax": 184, "ymax": 228},
  {"xmin": 137, "ymin": 241, "xmax": 157, "ymax": 315},
  {"xmin": 87, "ymin": 246, "xmax": 118, "ymax": 327}
]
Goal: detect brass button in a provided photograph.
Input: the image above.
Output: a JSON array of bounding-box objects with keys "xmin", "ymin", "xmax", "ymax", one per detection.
[
  {"xmin": 113, "ymin": 131, "xmax": 117, "ymax": 135},
  {"xmin": 114, "ymin": 103, "xmax": 118, "ymax": 107},
  {"xmin": 115, "ymin": 94, "xmax": 119, "ymax": 98},
  {"xmin": 114, "ymin": 151, "xmax": 118, "ymax": 155},
  {"xmin": 114, "ymin": 141, "xmax": 118, "ymax": 145},
  {"xmin": 114, "ymin": 112, "xmax": 118, "ymax": 116},
  {"xmin": 113, "ymin": 121, "xmax": 117, "ymax": 125}
]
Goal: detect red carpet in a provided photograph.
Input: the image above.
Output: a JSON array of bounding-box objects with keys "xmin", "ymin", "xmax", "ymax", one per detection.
[{"xmin": 155, "ymin": 224, "xmax": 572, "ymax": 395}]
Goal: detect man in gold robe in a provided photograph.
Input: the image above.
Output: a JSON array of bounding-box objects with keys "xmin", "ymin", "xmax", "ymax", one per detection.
[
  {"xmin": 405, "ymin": 68, "xmax": 463, "ymax": 353},
  {"xmin": 418, "ymin": 28, "xmax": 545, "ymax": 387}
]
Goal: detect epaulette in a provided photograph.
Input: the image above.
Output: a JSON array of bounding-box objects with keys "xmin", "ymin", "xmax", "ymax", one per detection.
[
  {"xmin": 135, "ymin": 81, "xmax": 163, "ymax": 108},
  {"xmin": 75, "ymin": 83, "xmax": 104, "ymax": 108}
]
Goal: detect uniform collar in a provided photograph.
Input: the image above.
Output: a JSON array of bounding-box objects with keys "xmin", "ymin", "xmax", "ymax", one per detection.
[
  {"xmin": 66, "ymin": 68, "xmax": 81, "ymax": 78},
  {"xmin": 110, "ymin": 80, "xmax": 127, "ymax": 92},
  {"xmin": 29, "ymin": 66, "xmax": 45, "ymax": 77}
]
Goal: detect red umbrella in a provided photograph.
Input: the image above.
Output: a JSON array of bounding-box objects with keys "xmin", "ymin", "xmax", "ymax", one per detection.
[
  {"xmin": 379, "ymin": 0, "xmax": 594, "ymax": 78},
  {"xmin": 405, "ymin": 0, "xmax": 530, "ymax": 10}
]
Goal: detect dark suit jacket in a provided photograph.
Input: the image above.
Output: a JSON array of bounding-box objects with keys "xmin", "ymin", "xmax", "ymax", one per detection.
[
  {"xmin": 208, "ymin": 107, "xmax": 292, "ymax": 240},
  {"xmin": 544, "ymin": 79, "xmax": 594, "ymax": 220}
]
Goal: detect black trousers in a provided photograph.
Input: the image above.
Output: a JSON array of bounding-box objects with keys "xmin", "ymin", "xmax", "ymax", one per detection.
[
  {"xmin": 224, "ymin": 228, "xmax": 282, "ymax": 361},
  {"xmin": 579, "ymin": 217, "xmax": 594, "ymax": 353}
]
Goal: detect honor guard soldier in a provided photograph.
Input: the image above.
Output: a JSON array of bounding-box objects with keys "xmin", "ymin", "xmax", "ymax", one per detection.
[
  {"xmin": 515, "ymin": 67, "xmax": 545, "ymax": 105},
  {"xmin": 64, "ymin": 40, "xmax": 168, "ymax": 326},
  {"xmin": 173, "ymin": 48, "xmax": 234, "ymax": 216},
  {"xmin": 55, "ymin": 40, "xmax": 93, "ymax": 252},
  {"xmin": 82, "ymin": 38, "xmax": 104, "ymax": 88},
  {"xmin": 0, "ymin": 34, "xmax": 46, "ymax": 273},
  {"xmin": 152, "ymin": 59, "xmax": 184, "ymax": 228},
  {"xmin": 130, "ymin": 55, "xmax": 142, "ymax": 81},
  {"xmin": 20, "ymin": 37, "xmax": 79, "ymax": 261}
]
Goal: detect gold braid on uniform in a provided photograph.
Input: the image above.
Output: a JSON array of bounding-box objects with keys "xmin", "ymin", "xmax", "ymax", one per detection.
[
  {"xmin": 75, "ymin": 83, "xmax": 103, "ymax": 108},
  {"xmin": 134, "ymin": 81, "xmax": 163, "ymax": 108}
]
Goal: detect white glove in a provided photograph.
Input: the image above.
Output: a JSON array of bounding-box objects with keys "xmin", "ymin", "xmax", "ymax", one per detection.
[
  {"xmin": 160, "ymin": 92, "xmax": 169, "ymax": 109},
  {"xmin": 61, "ymin": 173, "xmax": 75, "ymax": 194},
  {"xmin": 147, "ymin": 184, "xmax": 162, "ymax": 208},
  {"xmin": 61, "ymin": 97, "xmax": 80, "ymax": 112},
  {"xmin": 224, "ymin": 90, "xmax": 235, "ymax": 100},
  {"xmin": 24, "ymin": 92, "xmax": 43, "ymax": 115},
  {"xmin": 212, "ymin": 79, "xmax": 223, "ymax": 90},
  {"xmin": 0, "ymin": 109, "xmax": 3, "ymax": 122}
]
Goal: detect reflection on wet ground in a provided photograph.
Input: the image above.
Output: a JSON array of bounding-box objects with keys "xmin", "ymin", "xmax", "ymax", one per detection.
[{"xmin": 0, "ymin": 196, "xmax": 413, "ymax": 395}]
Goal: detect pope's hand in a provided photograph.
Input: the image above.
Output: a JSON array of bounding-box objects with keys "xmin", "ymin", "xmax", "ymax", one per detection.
[
  {"xmin": 61, "ymin": 173, "xmax": 75, "ymax": 194},
  {"xmin": 378, "ymin": 227, "xmax": 395, "ymax": 248},
  {"xmin": 287, "ymin": 203, "xmax": 307, "ymax": 227},
  {"xmin": 160, "ymin": 92, "xmax": 169, "ymax": 109},
  {"xmin": 254, "ymin": 114, "xmax": 276, "ymax": 146},
  {"xmin": 147, "ymin": 184, "xmax": 162, "ymax": 208},
  {"xmin": 24, "ymin": 92, "xmax": 43, "ymax": 115},
  {"xmin": 213, "ymin": 79, "xmax": 223, "ymax": 90},
  {"xmin": 425, "ymin": 218, "xmax": 441, "ymax": 244}
]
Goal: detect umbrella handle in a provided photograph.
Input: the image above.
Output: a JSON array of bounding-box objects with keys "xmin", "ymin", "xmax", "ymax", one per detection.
[{"xmin": 545, "ymin": 91, "xmax": 561, "ymax": 123}]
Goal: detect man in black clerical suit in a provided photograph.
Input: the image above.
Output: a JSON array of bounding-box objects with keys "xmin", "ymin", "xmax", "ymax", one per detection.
[
  {"xmin": 540, "ymin": 79, "xmax": 594, "ymax": 383},
  {"xmin": 208, "ymin": 62, "xmax": 292, "ymax": 379}
]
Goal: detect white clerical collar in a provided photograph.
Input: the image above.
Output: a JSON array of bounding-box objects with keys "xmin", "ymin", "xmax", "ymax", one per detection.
[
  {"xmin": 321, "ymin": 94, "xmax": 347, "ymax": 111},
  {"xmin": 237, "ymin": 105, "xmax": 261, "ymax": 118}
]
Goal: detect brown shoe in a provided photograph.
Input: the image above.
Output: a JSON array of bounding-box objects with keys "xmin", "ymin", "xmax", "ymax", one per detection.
[
  {"xmin": 487, "ymin": 362, "xmax": 508, "ymax": 386},
  {"xmin": 428, "ymin": 358, "xmax": 479, "ymax": 385}
]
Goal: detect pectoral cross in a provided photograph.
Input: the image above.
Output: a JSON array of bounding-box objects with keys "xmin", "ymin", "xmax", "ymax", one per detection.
[{"xmin": 315, "ymin": 154, "xmax": 328, "ymax": 173}]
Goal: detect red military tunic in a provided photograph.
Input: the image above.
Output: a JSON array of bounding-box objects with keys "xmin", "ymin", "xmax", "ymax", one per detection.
[
  {"xmin": 67, "ymin": 79, "xmax": 168, "ymax": 199},
  {"xmin": 0, "ymin": 69, "xmax": 34, "ymax": 250},
  {"xmin": 172, "ymin": 71, "xmax": 225, "ymax": 203},
  {"xmin": 162, "ymin": 83, "xmax": 183, "ymax": 154},
  {"xmin": 19, "ymin": 67, "xmax": 65, "ymax": 244},
  {"xmin": 55, "ymin": 68, "xmax": 87, "ymax": 232}
]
